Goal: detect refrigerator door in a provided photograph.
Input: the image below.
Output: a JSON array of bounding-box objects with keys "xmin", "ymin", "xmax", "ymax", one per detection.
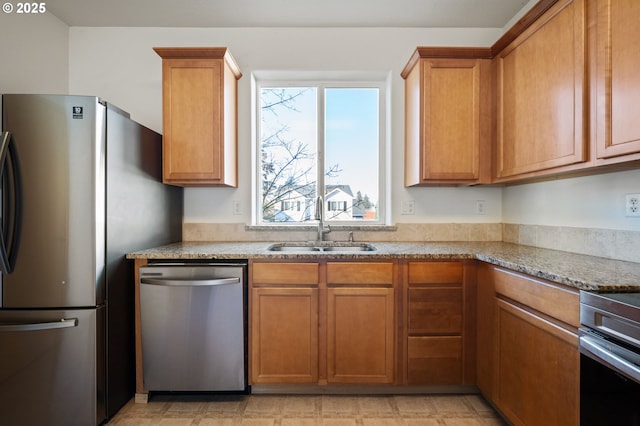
[
  {"xmin": 1, "ymin": 94, "xmax": 106, "ymax": 308},
  {"xmin": 0, "ymin": 307, "xmax": 101, "ymax": 426}
]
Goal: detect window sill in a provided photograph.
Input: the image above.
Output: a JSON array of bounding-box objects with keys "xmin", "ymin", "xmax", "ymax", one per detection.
[{"xmin": 247, "ymin": 224, "xmax": 397, "ymax": 232}]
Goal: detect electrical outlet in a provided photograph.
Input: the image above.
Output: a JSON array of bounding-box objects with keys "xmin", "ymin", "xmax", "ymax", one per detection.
[
  {"xmin": 401, "ymin": 200, "xmax": 415, "ymax": 215},
  {"xmin": 475, "ymin": 200, "xmax": 486, "ymax": 215},
  {"xmin": 232, "ymin": 200, "xmax": 242, "ymax": 215},
  {"xmin": 625, "ymin": 194, "xmax": 640, "ymax": 217}
]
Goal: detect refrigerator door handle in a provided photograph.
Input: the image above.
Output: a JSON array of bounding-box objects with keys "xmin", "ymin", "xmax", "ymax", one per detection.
[
  {"xmin": 0, "ymin": 317, "xmax": 79, "ymax": 332},
  {"xmin": 141, "ymin": 277, "xmax": 240, "ymax": 287},
  {"xmin": 0, "ymin": 131, "xmax": 23, "ymax": 274}
]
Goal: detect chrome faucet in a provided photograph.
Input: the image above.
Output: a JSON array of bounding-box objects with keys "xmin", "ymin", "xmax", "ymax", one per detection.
[{"xmin": 314, "ymin": 196, "xmax": 331, "ymax": 242}]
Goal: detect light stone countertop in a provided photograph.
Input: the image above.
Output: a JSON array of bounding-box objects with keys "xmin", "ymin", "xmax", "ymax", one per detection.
[{"xmin": 127, "ymin": 241, "xmax": 640, "ymax": 292}]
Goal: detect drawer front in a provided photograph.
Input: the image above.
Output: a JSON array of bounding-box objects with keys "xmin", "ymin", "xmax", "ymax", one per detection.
[
  {"xmin": 327, "ymin": 262, "xmax": 394, "ymax": 285},
  {"xmin": 252, "ymin": 262, "xmax": 319, "ymax": 285},
  {"xmin": 407, "ymin": 336, "xmax": 462, "ymax": 385},
  {"xmin": 408, "ymin": 262, "xmax": 463, "ymax": 285},
  {"xmin": 408, "ymin": 287, "xmax": 463, "ymax": 334},
  {"xmin": 492, "ymin": 267, "xmax": 579, "ymax": 329}
]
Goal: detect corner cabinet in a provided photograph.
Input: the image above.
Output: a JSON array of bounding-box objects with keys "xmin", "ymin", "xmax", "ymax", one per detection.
[
  {"xmin": 401, "ymin": 48, "xmax": 492, "ymax": 185},
  {"xmin": 482, "ymin": 265, "xmax": 580, "ymax": 426},
  {"xmin": 495, "ymin": 0, "xmax": 587, "ymax": 179},
  {"xmin": 154, "ymin": 47, "xmax": 242, "ymax": 186},
  {"xmin": 594, "ymin": 0, "xmax": 640, "ymax": 160}
]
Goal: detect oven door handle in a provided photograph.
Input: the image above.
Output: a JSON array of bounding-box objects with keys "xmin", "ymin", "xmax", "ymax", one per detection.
[{"xmin": 580, "ymin": 334, "xmax": 640, "ymax": 383}]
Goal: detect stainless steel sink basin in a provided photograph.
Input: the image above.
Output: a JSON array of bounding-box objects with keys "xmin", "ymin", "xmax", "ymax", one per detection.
[
  {"xmin": 320, "ymin": 244, "xmax": 376, "ymax": 252},
  {"xmin": 267, "ymin": 244, "xmax": 322, "ymax": 252},
  {"xmin": 267, "ymin": 242, "xmax": 377, "ymax": 252}
]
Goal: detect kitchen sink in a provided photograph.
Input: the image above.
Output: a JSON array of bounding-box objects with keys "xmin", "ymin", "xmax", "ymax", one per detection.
[{"xmin": 267, "ymin": 242, "xmax": 377, "ymax": 252}]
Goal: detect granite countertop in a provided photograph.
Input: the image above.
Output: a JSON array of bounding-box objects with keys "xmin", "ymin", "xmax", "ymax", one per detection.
[{"xmin": 127, "ymin": 241, "xmax": 640, "ymax": 292}]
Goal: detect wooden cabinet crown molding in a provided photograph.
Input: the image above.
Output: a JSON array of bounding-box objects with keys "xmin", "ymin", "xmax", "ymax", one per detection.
[
  {"xmin": 153, "ymin": 47, "xmax": 242, "ymax": 79},
  {"xmin": 490, "ymin": 0, "xmax": 562, "ymax": 55},
  {"xmin": 400, "ymin": 47, "xmax": 492, "ymax": 79}
]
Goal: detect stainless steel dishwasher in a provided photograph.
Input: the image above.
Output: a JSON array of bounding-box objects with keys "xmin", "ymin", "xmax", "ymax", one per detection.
[{"xmin": 139, "ymin": 263, "xmax": 247, "ymax": 392}]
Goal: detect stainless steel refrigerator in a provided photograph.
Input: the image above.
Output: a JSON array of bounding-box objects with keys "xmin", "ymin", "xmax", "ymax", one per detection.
[{"xmin": 0, "ymin": 94, "xmax": 183, "ymax": 425}]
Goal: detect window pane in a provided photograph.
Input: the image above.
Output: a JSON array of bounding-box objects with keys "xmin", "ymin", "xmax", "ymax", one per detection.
[
  {"xmin": 260, "ymin": 88, "xmax": 317, "ymax": 223},
  {"xmin": 325, "ymin": 88, "xmax": 379, "ymax": 221}
]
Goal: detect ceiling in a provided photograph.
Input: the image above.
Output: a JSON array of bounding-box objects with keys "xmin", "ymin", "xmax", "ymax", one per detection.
[{"xmin": 46, "ymin": 0, "xmax": 532, "ymax": 28}]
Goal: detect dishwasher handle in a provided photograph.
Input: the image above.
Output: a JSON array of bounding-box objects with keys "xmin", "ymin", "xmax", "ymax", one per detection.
[{"xmin": 140, "ymin": 277, "xmax": 240, "ymax": 287}]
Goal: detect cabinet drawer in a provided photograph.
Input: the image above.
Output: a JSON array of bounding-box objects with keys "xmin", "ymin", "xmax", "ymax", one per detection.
[
  {"xmin": 252, "ymin": 262, "xmax": 319, "ymax": 285},
  {"xmin": 407, "ymin": 336, "xmax": 462, "ymax": 385},
  {"xmin": 408, "ymin": 287, "xmax": 462, "ymax": 334},
  {"xmin": 327, "ymin": 262, "xmax": 394, "ymax": 285},
  {"xmin": 408, "ymin": 262, "xmax": 463, "ymax": 285},
  {"xmin": 492, "ymin": 267, "xmax": 579, "ymax": 329}
]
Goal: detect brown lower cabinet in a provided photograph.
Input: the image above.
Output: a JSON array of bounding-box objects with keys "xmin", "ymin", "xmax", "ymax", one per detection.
[
  {"xmin": 478, "ymin": 264, "xmax": 580, "ymax": 426},
  {"xmin": 248, "ymin": 259, "xmax": 580, "ymax": 426},
  {"xmin": 405, "ymin": 261, "xmax": 476, "ymax": 385},
  {"xmin": 250, "ymin": 287, "xmax": 319, "ymax": 383},
  {"xmin": 327, "ymin": 286, "xmax": 395, "ymax": 383},
  {"xmin": 249, "ymin": 260, "xmax": 397, "ymax": 385}
]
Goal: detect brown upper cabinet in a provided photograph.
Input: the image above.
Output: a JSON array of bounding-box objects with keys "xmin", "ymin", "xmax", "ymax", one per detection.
[
  {"xmin": 495, "ymin": 0, "xmax": 587, "ymax": 179},
  {"xmin": 402, "ymin": 49, "xmax": 493, "ymax": 185},
  {"xmin": 403, "ymin": 0, "xmax": 640, "ymax": 185},
  {"xmin": 593, "ymin": 0, "xmax": 640, "ymax": 160},
  {"xmin": 154, "ymin": 47, "xmax": 242, "ymax": 186}
]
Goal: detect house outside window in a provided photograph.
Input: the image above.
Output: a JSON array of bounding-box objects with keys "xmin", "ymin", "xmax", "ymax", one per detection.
[{"xmin": 255, "ymin": 73, "xmax": 388, "ymax": 225}]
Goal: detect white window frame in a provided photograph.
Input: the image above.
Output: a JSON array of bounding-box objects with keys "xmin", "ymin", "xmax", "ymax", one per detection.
[{"xmin": 251, "ymin": 71, "xmax": 390, "ymax": 227}]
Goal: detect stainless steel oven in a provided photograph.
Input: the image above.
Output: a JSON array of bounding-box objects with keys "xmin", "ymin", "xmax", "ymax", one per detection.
[{"xmin": 579, "ymin": 291, "xmax": 640, "ymax": 425}]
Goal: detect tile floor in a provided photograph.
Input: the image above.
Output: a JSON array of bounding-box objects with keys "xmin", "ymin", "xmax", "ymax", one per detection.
[{"xmin": 106, "ymin": 393, "xmax": 507, "ymax": 425}]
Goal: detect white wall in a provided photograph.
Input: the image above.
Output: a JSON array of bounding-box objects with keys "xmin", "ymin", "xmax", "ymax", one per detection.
[
  {"xmin": 0, "ymin": 11, "xmax": 68, "ymax": 94},
  {"xmin": 4, "ymin": 15, "xmax": 638, "ymax": 234},
  {"xmin": 502, "ymin": 168, "xmax": 640, "ymax": 231},
  {"xmin": 68, "ymin": 26, "xmax": 504, "ymax": 226}
]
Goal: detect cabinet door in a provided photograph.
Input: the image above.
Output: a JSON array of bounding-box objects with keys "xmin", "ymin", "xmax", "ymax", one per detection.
[
  {"xmin": 595, "ymin": 0, "xmax": 640, "ymax": 158},
  {"xmin": 495, "ymin": 0, "xmax": 586, "ymax": 178},
  {"xmin": 250, "ymin": 287, "xmax": 318, "ymax": 384},
  {"xmin": 162, "ymin": 58, "xmax": 224, "ymax": 184},
  {"xmin": 327, "ymin": 287, "xmax": 395, "ymax": 383},
  {"xmin": 404, "ymin": 55, "xmax": 490, "ymax": 185},
  {"xmin": 155, "ymin": 48, "xmax": 241, "ymax": 186},
  {"xmin": 494, "ymin": 299, "xmax": 579, "ymax": 426}
]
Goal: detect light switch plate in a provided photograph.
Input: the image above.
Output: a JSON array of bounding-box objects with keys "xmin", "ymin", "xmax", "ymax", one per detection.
[{"xmin": 401, "ymin": 200, "xmax": 415, "ymax": 215}]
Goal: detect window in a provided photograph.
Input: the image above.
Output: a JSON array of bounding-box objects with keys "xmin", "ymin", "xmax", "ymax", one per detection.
[{"xmin": 255, "ymin": 76, "xmax": 387, "ymax": 225}]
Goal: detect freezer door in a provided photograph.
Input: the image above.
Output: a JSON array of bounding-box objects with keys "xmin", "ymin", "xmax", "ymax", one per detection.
[
  {"xmin": 1, "ymin": 94, "xmax": 106, "ymax": 308},
  {"xmin": 0, "ymin": 308, "xmax": 101, "ymax": 426}
]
